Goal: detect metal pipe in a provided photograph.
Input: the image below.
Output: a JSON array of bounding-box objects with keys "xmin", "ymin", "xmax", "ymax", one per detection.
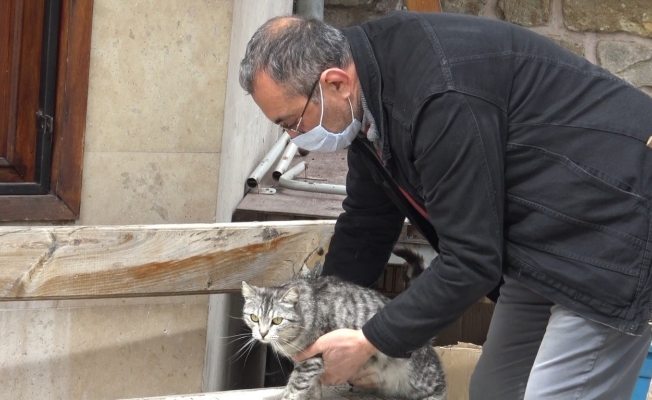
[
  {"xmin": 246, "ymin": 132, "xmax": 291, "ymax": 188},
  {"xmin": 273, "ymin": 142, "xmax": 298, "ymax": 181},
  {"xmin": 278, "ymin": 161, "xmax": 347, "ymax": 195},
  {"xmin": 296, "ymin": 0, "xmax": 324, "ymax": 20}
]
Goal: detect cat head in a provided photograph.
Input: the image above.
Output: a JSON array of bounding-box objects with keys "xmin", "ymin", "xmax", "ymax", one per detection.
[{"xmin": 241, "ymin": 281, "xmax": 302, "ymax": 345}]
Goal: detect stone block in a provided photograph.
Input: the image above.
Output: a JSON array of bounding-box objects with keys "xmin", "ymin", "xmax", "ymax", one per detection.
[
  {"xmin": 564, "ymin": 0, "xmax": 652, "ymax": 38},
  {"xmin": 548, "ymin": 36, "xmax": 585, "ymax": 56},
  {"xmin": 498, "ymin": 0, "xmax": 549, "ymax": 27},
  {"xmin": 325, "ymin": 0, "xmax": 400, "ymax": 29},
  {"xmin": 325, "ymin": 0, "xmax": 399, "ymax": 10},
  {"xmin": 325, "ymin": 8, "xmax": 381, "ymax": 28},
  {"xmin": 326, "ymin": 0, "xmax": 374, "ymax": 6},
  {"xmin": 376, "ymin": 0, "xmax": 401, "ymax": 13},
  {"xmin": 597, "ymin": 41, "xmax": 652, "ymax": 89},
  {"xmin": 441, "ymin": 0, "xmax": 487, "ymax": 15}
]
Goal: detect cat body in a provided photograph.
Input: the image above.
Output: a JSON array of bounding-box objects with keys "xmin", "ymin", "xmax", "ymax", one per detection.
[{"xmin": 242, "ymin": 272, "xmax": 446, "ymax": 400}]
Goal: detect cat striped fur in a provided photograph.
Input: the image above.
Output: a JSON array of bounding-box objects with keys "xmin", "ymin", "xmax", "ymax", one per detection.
[{"xmin": 241, "ymin": 248, "xmax": 446, "ymax": 400}]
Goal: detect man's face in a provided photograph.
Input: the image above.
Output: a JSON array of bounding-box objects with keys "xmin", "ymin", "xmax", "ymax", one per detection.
[{"xmin": 251, "ymin": 72, "xmax": 354, "ymax": 138}]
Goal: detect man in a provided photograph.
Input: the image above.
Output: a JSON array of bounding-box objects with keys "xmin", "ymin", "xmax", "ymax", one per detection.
[{"xmin": 239, "ymin": 11, "xmax": 652, "ymax": 399}]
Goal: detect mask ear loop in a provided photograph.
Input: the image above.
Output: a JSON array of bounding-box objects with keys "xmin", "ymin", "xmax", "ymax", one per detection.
[
  {"xmin": 347, "ymin": 97, "xmax": 355, "ymax": 122},
  {"xmin": 317, "ymin": 82, "xmax": 325, "ymax": 126}
]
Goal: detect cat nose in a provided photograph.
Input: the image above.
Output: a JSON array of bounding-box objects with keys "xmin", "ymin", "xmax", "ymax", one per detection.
[{"xmin": 260, "ymin": 329, "xmax": 268, "ymax": 338}]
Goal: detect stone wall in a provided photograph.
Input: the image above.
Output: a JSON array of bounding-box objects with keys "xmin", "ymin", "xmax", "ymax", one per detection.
[{"xmin": 323, "ymin": 0, "xmax": 652, "ymax": 96}]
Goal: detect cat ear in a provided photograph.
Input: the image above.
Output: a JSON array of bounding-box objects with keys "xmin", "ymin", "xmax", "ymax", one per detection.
[
  {"xmin": 280, "ymin": 287, "xmax": 300, "ymax": 305},
  {"xmin": 241, "ymin": 281, "xmax": 257, "ymax": 299}
]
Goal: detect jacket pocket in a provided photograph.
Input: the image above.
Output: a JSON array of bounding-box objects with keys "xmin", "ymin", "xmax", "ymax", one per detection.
[{"xmin": 505, "ymin": 143, "xmax": 650, "ymax": 307}]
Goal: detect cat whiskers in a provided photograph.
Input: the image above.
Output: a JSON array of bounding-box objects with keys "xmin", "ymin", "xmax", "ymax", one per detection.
[
  {"xmin": 279, "ymin": 338, "xmax": 305, "ymax": 356},
  {"xmin": 227, "ymin": 313, "xmax": 245, "ymax": 321},
  {"xmin": 221, "ymin": 333, "xmax": 254, "ymax": 347},
  {"xmin": 273, "ymin": 340, "xmax": 294, "ymax": 363},
  {"xmin": 230, "ymin": 337, "xmax": 257, "ymax": 364},
  {"xmin": 269, "ymin": 340, "xmax": 288, "ymax": 377}
]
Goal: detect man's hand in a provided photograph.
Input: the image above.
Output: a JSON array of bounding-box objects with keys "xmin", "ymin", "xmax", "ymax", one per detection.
[{"xmin": 293, "ymin": 328, "xmax": 378, "ymax": 386}]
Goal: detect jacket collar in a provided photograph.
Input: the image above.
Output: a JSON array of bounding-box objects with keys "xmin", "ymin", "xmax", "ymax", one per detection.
[{"xmin": 343, "ymin": 26, "xmax": 392, "ymax": 163}]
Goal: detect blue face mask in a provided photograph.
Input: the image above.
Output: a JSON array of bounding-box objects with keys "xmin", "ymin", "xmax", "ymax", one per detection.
[{"xmin": 291, "ymin": 83, "xmax": 362, "ymax": 152}]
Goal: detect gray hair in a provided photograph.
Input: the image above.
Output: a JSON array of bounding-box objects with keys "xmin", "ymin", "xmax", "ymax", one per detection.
[{"xmin": 239, "ymin": 16, "xmax": 353, "ymax": 101}]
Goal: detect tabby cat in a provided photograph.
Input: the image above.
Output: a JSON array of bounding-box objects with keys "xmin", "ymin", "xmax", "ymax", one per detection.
[{"xmin": 241, "ymin": 249, "xmax": 446, "ymax": 400}]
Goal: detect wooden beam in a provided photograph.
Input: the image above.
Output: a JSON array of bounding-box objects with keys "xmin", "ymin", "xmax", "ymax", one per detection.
[
  {"xmin": 50, "ymin": 0, "xmax": 94, "ymax": 217},
  {"xmin": 405, "ymin": 0, "xmax": 442, "ymax": 12},
  {"xmin": 0, "ymin": 221, "xmax": 333, "ymax": 301},
  {"xmin": 124, "ymin": 386, "xmax": 384, "ymax": 400}
]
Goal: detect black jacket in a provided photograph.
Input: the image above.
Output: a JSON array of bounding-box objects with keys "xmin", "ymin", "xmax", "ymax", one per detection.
[{"xmin": 321, "ymin": 11, "xmax": 652, "ymax": 358}]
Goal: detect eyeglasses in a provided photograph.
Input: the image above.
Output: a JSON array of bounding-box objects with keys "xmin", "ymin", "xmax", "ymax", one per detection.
[{"xmin": 280, "ymin": 78, "xmax": 320, "ymax": 135}]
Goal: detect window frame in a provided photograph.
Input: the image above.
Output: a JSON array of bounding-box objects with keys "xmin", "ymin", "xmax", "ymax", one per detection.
[{"xmin": 0, "ymin": 0, "xmax": 93, "ymax": 222}]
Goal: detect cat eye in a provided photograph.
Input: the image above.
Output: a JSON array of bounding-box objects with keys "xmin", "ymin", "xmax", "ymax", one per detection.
[
  {"xmin": 272, "ymin": 317, "xmax": 283, "ymax": 325},
  {"xmin": 250, "ymin": 314, "xmax": 259, "ymax": 322}
]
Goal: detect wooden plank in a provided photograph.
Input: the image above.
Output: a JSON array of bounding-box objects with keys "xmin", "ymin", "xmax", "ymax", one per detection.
[
  {"xmin": 0, "ymin": 0, "xmax": 16, "ymax": 158},
  {"xmin": 234, "ymin": 149, "xmax": 348, "ymax": 220},
  {"xmin": 50, "ymin": 0, "xmax": 94, "ymax": 217},
  {"xmin": 3, "ymin": 0, "xmax": 93, "ymax": 221},
  {"xmin": 0, "ymin": 220, "xmax": 334, "ymax": 300},
  {"xmin": 405, "ymin": 0, "xmax": 442, "ymax": 12},
  {"xmin": 124, "ymin": 386, "xmax": 386, "ymax": 400},
  {"xmin": 11, "ymin": 0, "xmax": 44, "ymax": 181},
  {"xmin": 0, "ymin": 194, "xmax": 77, "ymax": 221}
]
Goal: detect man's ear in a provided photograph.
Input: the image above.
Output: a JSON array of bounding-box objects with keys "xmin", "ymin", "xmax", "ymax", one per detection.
[{"xmin": 321, "ymin": 67, "xmax": 355, "ymax": 98}]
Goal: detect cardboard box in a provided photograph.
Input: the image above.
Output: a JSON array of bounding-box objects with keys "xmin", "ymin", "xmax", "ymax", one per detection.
[
  {"xmin": 128, "ymin": 343, "xmax": 483, "ymax": 400},
  {"xmin": 433, "ymin": 300, "xmax": 494, "ymax": 347},
  {"xmin": 435, "ymin": 343, "xmax": 483, "ymax": 400}
]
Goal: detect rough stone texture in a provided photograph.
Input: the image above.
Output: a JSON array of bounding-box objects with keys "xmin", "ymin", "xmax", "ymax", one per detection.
[
  {"xmin": 597, "ymin": 41, "xmax": 652, "ymax": 90},
  {"xmin": 326, "ymin": 8, "xmax": 380, "ymax": 28},
  {"xmin": 548, "ymin": 36, "xmax": 585, "ymax": 56},
  {"xmin": 564, "ymin": 0, "xmax": 652, "ymax": 38},
  {"xmin": 325, "ymin": 0, "xmax": 400, "ymax": 28},
  {"xmin": 440, "ymin": 0, "xmax": 487, "ymax": 15},
  {"xmin": 326, "ymin": 0, "xmax": 374, "ymax": 6},
  {"xmin": 498, "ymin": 0, "xmax": 549, "ymax": 27}
]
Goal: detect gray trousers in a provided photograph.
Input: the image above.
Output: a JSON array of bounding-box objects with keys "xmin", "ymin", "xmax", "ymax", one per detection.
[{"xmin": 469, "ymin": 276, "xmax": 652, "ymax": 400}]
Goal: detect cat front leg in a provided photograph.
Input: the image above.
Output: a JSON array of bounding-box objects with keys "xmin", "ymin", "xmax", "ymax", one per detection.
[{"xmin": 282, "ymin": 357, "xmax": 324, "ymax": 400}]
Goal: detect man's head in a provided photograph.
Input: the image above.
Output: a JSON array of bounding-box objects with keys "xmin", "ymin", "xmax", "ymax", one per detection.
[{"xmin": 239, "ymin": 16, "xmax": 362, "ymax": 144}]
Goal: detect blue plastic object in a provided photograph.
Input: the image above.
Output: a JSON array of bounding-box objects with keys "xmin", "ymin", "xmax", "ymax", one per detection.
[{"xmin": 631, "ymin": 345, "xmax": 652, "ymax": 400}]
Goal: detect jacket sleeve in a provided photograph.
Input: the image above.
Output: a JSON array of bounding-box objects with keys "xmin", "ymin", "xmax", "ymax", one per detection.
[
  {"xmin": 321, "ymin": 142, "xmax": 406, "ymax": 288},
  {"xmin": 362, "ymin": 92, "xmax": 506, "ymax": 357}
]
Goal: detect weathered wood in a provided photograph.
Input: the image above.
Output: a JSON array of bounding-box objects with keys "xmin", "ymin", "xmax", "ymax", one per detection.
[
  {"xmin": 0, "ymin": 194, "xmax": 78, "ymax": 221},
  {"xmin": 0, "ymin": 221, "xmax": 333, "ymax": 300},
  {"xmin": 50, "ymin": 0, "xmax": 94, "ymax": 217},
  {"xmin": 124, "ymin": 386, "xmax": 386, "ymax": 400},
  {"xmin": 2, "ymin": 0, "xmax": 93, "ymax": 221},
  {"xmin": 234, "ymin": 149, "xmax": 348, "ymax": 221}
]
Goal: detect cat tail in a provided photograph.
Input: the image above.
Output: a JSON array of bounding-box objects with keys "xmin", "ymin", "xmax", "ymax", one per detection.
[{"xmin": 392, "ymin": 247, "xmax": 426, "ymax": 286}]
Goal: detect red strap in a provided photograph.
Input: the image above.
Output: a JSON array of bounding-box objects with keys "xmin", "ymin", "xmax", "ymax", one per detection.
[
  {"xmin": 398, "ymin": 186, "xmax": 429, "ymax": 219},
  {"xmin": 368, "ymin": 137, "xmax": 429, "ymax": 219}
]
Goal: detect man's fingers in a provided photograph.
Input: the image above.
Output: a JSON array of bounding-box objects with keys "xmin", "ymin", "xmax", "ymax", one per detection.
[
  {"xmin": 320, "ymin": 372, "xmax": 345, "ymax": 386},
  {"xmin": 351, "ymin": 369, "xmax": 375, "ymax": 380},
  {"xmin": 293, "ymin": 339, "xmax": 323, "ymax": 363}
]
